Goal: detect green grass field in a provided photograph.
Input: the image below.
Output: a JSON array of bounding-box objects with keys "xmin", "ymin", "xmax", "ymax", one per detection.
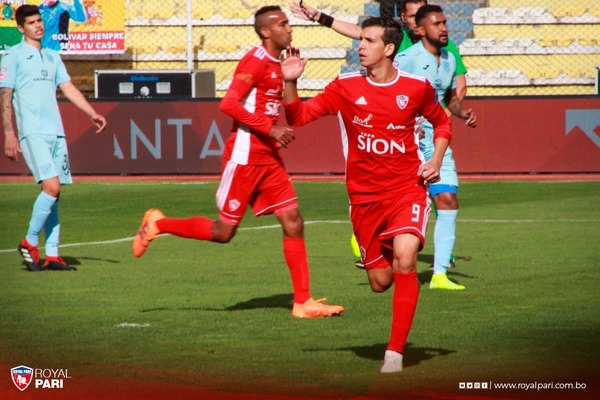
[{"xmin": 1, "ymin": 179, "xmax": 599, "ymax": 399}]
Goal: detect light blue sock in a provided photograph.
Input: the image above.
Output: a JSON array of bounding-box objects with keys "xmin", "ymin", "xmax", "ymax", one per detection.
[
  {"xmin": 43, "ymin": 201, "xmax": 60, "ymax": 257},
  {"xmin": 25, "ymin": 191, "xmax": 57, "ymax": 247},
  {"xmin": 433, "ymin": 210, "xmax": 458, "ymax": 274}
]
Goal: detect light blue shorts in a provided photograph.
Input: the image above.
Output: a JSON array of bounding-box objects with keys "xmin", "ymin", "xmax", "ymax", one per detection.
[{"xmin": 20, "ymin": 135, "xmax": 73, "ymax": 184}]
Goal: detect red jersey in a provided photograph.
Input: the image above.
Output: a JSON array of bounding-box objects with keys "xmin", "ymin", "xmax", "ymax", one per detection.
[
  {"xmin": 285, "ymin": 69, "xmax": 452, "ymax": 204},
  {"xmin": 219, "ymin": 45, "xmax": 284, "ymax": 165}
]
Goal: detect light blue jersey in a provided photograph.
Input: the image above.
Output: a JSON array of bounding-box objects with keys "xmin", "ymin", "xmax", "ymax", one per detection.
[
  {"xmin": 394, "ymin": 41, "xmax": 457, "ymax": 162},
  {"xmin": 0, "ymin": 40, "xmax": 70, "ymax": 138},
  {"xmin": 39, "ymin": 0, "xmax": 87, "ymax": 51}
]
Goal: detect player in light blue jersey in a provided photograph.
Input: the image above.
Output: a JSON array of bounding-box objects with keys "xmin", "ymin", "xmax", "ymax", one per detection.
[
  {"xmin": 394, "ymin": 5, "xmax": 476, "ymax": 290},
  {"xmin": 1, "ymin": 4, "xmax": 106, "ymax": 271},
  {"xmin": 39, "ymin": 0, "xmax": 87, "ymax": 51}
]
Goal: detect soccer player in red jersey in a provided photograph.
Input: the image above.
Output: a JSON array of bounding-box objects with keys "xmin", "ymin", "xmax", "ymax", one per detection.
[
  {"xmin": 281, "ymin": 17, "xmax": 451, "ymax": 372},
  {"xmin": 132, "ymin": 6, "xmax": 343, "ymax": 319}
]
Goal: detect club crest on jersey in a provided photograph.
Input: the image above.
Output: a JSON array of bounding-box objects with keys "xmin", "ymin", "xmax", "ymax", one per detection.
[
  {"xmin": 11, "ymin": 366, "xmax": 33, "ymax": 391},
  {"xmin": 396, "ymin": 95, "xmax": 409, "ymax": 110},
  {"xmin": 228, "ymin": 199, "xmax": 241, "ymax": 212}
]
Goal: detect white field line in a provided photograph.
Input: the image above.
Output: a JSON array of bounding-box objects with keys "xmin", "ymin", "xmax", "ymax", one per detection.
[
  {"xmin": 0, "ymin": 218, "xmax": 598, "ymax": 254},
  {"xmin": 115, "ymin": 322, "xmax": 151, "ymax": 328}
]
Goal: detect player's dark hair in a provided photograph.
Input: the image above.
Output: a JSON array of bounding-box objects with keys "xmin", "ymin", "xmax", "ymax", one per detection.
[
  {"xmin": 254, "ymin": 5, "xmax": 282, "ymax": 38},
  {"xmin": 16, "ymin": 4, "xmax": 40, "ymax": 27},
  {"xmin": 255, "ymin": 5, "xmax": 282, "ymax": 18},
  {"xmin": 400, "ymin": 0, "xmax": 427, "ymax": 13},
  {"xmin": 361, "ymin": 17, "xmax": 404, "ymax": 59},
  {"xmin": 415, "ymin": 4, "xmax": 443, "ymax": 25}
]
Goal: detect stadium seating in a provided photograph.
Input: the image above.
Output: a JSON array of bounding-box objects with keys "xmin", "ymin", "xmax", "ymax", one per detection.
[
  {"xmin": 126, "ymin": 2, "xmax": 359, "ymax": 96},
  {"xmin": 460, "ymin": 0, "xmax": 599, "ymax": 95},
  {"xmin": 54, "ymin": 0, "xmax": 599, "ymax": 97}
]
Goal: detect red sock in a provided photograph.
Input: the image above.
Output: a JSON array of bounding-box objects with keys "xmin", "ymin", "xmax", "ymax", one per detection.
[
  {"xmin": 156, "ymin": 217, "xmax": 213, "ymax": 240},
  {"xmin": 283, "ymin": 238, "xmax": 311, "ymax": 304},
  {"xmin": 388, "ymin": 271, "xmax": 420, "ymax": 354}
]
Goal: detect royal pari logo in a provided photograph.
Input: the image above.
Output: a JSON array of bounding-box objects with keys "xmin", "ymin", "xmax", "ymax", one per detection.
[
  {"xmin": 11, "ymin": 366, "xmax": 33, "ymax": 391},
  {"xmin": 10, "ymin": 365, "xmax": 71, "ymax": 391}
]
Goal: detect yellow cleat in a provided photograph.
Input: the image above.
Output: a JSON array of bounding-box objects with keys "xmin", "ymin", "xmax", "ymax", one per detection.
[
  {"xmin": 292, "ymin": 298, "xmax": 344, "ymax": 318},
  {"xmin": 429, "ymin": 273, "xmax": 465, "ymax": 290},
  {"xmin": 350, "ymin": 234, "xmax": 362, "ymax": 259},
  {"xmin": 132, "ymin": 208, "xmax": 165, "ymax": 258}
]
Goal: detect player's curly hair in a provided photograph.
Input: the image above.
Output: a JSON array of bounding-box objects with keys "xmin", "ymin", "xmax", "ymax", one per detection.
[
  {"xmin": 16, "ymin": 4, "xmax": 40, "ymax": 27},
  {"xmin": 361, "ymin": 17, "xmax": 404, "ymax": 59}
]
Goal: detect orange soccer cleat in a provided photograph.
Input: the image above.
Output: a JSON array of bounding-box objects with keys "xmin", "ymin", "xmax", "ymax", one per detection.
[
  {"xmin": 132, "ymin": 208, "xmax": 165, "ymax": 258},
  {"xmin": 292, "ymin": 297, "xmax": 344, "ymax": 318}
]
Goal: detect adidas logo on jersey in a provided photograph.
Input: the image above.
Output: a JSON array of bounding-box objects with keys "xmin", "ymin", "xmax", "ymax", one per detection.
[
  {"xmin": 271, "ymin": 71, "xmax": 278, "ymax": 79},
  {"xmin": 355, "ymin": 96, "xmax": 367, "ymax": 105}
]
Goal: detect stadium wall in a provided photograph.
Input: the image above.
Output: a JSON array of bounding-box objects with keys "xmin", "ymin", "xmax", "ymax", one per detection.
[{"xmin": 1, "ymin": 97, "xmax": 598, "ymax": 175}]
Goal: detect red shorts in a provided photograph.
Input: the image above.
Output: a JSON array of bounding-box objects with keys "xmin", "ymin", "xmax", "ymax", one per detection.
[
  {"xmin": 351, "ymin": 190, "xmax": 431, "ymax": 270},
  {"xmin": 216, "ymin": 160, "xmax": 298, "ymax": 225}
]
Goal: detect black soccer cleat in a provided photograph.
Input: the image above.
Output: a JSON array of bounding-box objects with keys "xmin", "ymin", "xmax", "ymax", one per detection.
[
  {"xmin": 355, "ymin": 258, "xmax": 365, "ymax": 270},
  {"xmin": 43, "ymin": 257, "xmax": 77, "ymax": 271},
  {"xmin": 18, "ymin": 240, "xmax": 44, "ymax": 272}
]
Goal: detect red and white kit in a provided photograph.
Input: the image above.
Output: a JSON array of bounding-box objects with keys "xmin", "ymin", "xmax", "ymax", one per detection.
[
  {"xmin": 219, "ymin": 45, "xmax": 297, "ymax": 224},
  {"xmin": 285, "ymin": 69, "xmax": 452, "ymax": 267}
]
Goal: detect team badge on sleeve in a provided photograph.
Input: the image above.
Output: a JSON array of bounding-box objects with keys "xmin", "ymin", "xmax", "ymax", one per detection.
[
  {"xmin": 11, "ymin": 365, "xmax": 33, "ymax": 391},
  {"xmin": 396, "ymin": 95, "xmax": 409, "ymax": 110}
]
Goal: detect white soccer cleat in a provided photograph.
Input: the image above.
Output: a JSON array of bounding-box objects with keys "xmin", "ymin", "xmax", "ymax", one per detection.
[{"xmin": 380, "ymin": 350, "xmax": 403, "ymax": 373}]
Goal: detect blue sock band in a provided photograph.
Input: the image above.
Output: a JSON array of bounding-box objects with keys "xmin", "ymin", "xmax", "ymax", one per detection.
[
  {"xmin": 44, "ymin": 201, "xmax": 60, "ymax": 257},
  {"xmin": 433, "ymin": 210, "xmax": 458, "ymax": 274},
  {"xmin": 26, "ymin": 191, "xmax": 57, "ymax": 247}
]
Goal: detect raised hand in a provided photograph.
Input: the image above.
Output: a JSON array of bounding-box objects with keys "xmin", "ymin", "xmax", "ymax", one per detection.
[
  {"xmin": 291, "ymin": 1, "xmax": 318, "ymax": 22},
  {"xmin": 280, "ymin": 46, "xmax": 308, "ymax": 82}
]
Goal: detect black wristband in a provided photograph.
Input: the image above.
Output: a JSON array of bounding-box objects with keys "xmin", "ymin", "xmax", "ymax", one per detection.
[{"xmin": 317, "ymin": 12, "xmax": 334, "ymax": 28}]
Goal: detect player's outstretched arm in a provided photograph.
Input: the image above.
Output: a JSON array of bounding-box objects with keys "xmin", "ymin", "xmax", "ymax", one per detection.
[
  {"xmin": 447, "ymin": 89, "xmax": 477, "ymax": 128},
  {"xmin": 59, "ymin": 81, "xmax": 107, "ymax": 133},
  {"xmin": 455, "ymin": 74, "xmax": 467, "ymax": 101},
  {"xmin": 70, "ymin": 0, "xmax": 88, "ymax": 23},
  {"xmin": 291, "ymin": 1, "xmax": 361, "ymax": 39}
]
